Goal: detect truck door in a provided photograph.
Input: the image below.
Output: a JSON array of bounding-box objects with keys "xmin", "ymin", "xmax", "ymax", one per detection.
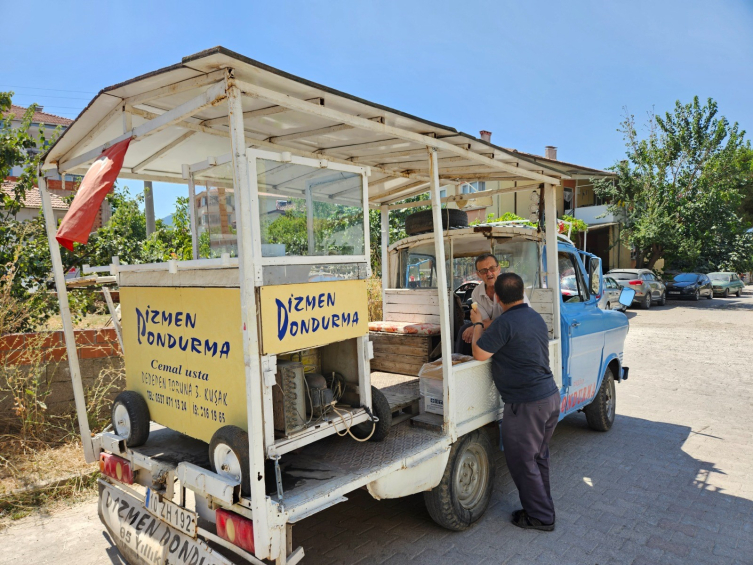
[{"xmin": 557, "ymin": 250, "xmax": 605, "ymax": 410}]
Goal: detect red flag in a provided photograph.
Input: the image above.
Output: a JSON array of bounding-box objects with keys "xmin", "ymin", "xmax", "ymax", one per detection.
[{"xmin": 56, "ymin": 137, "xmax": 132, "ymax": 251}]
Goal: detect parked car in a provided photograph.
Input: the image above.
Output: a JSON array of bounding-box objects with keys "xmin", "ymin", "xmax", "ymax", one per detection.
[
  {"xmin": 607, "ymin": 269, "xmax": 666, "ymax": 309},
  {"xmin": 665, "ymin": 273, "xmax": 713, "ymax": 300},
  {"xmin": 598, "ymin": 276, "xmax": 628, "ymax": 311},
  {"xmin": 709, "ymin": 272, "xmax": 745, "ymax": 297}
]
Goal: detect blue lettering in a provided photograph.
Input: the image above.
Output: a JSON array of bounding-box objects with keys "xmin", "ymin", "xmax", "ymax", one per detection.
[
  {"xmin": 353, "ymin": 311, "xmax": 359, "ymax": 325},
  {"xmin": 185, "ymin": 313, "xmax": 197, "ymax": 329},
  {"xmin": 150, "ymin": 310, "xmax": 159, "ymax": 324},
  {"xmin": 219, "ymin": 342, "xmax": 230, "ymax": 359},
  {"xmin": 147, "ymin": 331, "xmax": 155, "ymax": 345},
  {"xmin": 312, "ymin": 318, "xmax": 320, "ymax": 332},
  {"xmin": 276, "ymin": 299, "xmax": 289, "ymax": 341},
  {"xmin": 306, "ymin": 295, "xmax": 316, "ymax": 310},
  {"xmin": 332, "ymin": 314, "xmax": 340, "ymax": 328},
  {"xmin": 156, "ymin": 333, "xmax": 166, "ymax": 347},
  {"xmin": 175, "ymin": 312, "xmax": 183, "ymax": 327},
  {"xmin": 167, "ymin": 334, "xmax": 176, "ymax": 349},
  {"xmin": 322, "ymin": 316, "xmax": 330, "ymax": 330},
  {"xmin": 300, "ymin": 319, "xmax": 309, "ymax": 334},
  {"xmin": 318, "ymin": 293, "xmax": 325, "ymax": 308},
  {"xmin": 178, "ymin": 336, "xmax": 189, "ymax": 351},
  {"xmin": 294, "ymin": 296, "xmax": 304, "ymax": 312},
  {"xmin": 342, "ymin": 312, "xmax": 351, "ymax": 326},
  {"xmin": 190, "ymin": 338, "xmax": 201, "ymax": 354},
  {"xmin": 327, "ymin": 293, "xmax": 335, "ymax": 307},
  {"xmin": 136, "ymin": 308, "xmax": 146, "ymax": 344},
  {"xmin": 290, "ymin": 321, "xmax": 299, "ymax": 336},
  {"xmin": 204, "ymin": 340, "xmax": 217, "ymax": 357},
  {"xmin": 161, "ymin": 311, "xmax": 172, "ymax": 326}
]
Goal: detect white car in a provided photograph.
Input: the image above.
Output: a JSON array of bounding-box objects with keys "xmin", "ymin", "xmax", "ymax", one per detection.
[{"xmin": 598, "ymin": 276, "xmax": 628, "ymax": 312}]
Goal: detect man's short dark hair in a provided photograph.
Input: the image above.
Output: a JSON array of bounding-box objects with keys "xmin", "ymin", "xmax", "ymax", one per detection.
[
  {"xmin": 495, "ymin": 273, "xmax": 525, "ymax": 304},
  {"xmin": 475, "ymin": 253, "xmax": 498, "ymax": 270}
]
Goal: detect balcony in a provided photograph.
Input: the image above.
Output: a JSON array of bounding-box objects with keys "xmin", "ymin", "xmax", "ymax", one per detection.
[{"xmin": 574, "ymin": 204, "xmax": 623, "ymax": 226}]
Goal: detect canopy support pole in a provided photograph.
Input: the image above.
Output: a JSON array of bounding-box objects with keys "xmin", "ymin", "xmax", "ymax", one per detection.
[
  {"xmin": 380, "ymin": 205, "xmax": 389, "ymax": 305},
  {"xmin": 227, "ymin": 83, "xmax": 272, "ymax": 560},
  {"xmin": 38, "ymin": 174, "xmax": 95, "ymax": 463},
  {"xmin": 544, "ymin": 183, "xmax": 561, "ymax": 340},
  {"xmin": 428, "ymin": 148, "xmax": 456, "ymax": 441},
  {"xmin": 187, "ymin": 173, "xmax": 199, "ymax": 260}
]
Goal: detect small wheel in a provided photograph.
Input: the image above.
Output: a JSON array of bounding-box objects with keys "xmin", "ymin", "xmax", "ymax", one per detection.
[
  {"xmin": 641, "ymin": 293, "xmax": 651, "ymax": 309},
  {"xmin": 724, "ymin": 288, "xmax": 730, "ymax": 298},
  {"xmin": 659, "ymin": 292, "xmax": 666, "ymax": 306},
  {"xmin": 424, "ymin": 430, "xmax": 495, "ymax": 531},
  {"xmin": 352, "ymin": 386, "xmax": 392, "ymax": 442},
  {"xmin": 707, "ymin": 291, "xmax": 713, "ymax": 300},
  {"xmin": 209, "ymin": 426, "xmax": 250, "ymax": 496},
  {"xmin": 111, "ymin": 391, "xmax": 150, "ymax": 447},
  {"xmin": 736, "ymin": 289, "xmax": 742, "ymax": 297},
  {"xmin": 693, "ymin": 290, "xmax": 700, "ymax": 301},
  {"xmin": 584, "ymin": 368, "xmax": 616, "ymax": 432}
]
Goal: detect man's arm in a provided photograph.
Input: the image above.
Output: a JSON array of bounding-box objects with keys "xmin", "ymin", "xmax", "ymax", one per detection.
[{"xmin": 469, "ymin": 306, "xmax": 493, "ymax": 361}]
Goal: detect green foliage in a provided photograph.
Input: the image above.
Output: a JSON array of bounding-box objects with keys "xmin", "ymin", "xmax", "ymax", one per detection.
[
  {"xmin": 368, "ymin": 194, "xmax": 431, "ymax": 273},
  {"xmin": 142, "ymin": 197, "xmax": 193, "ymax": 261},
  {"xmin": 594, "ymin": 97, "xmax": 753, "ymax": 273}
]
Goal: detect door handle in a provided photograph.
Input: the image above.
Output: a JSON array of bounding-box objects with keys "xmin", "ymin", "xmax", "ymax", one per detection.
[{"xmin": 571, "ymin": 321, "xmax": 580, "ymax": 328}]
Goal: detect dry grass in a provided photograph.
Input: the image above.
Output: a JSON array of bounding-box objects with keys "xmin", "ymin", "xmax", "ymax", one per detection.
[
  {"xmin": 40, "ymin": 313, "xmax": 113, "ymax": 331},
  {"xmin": 367, "ymin": 276, "xmax": 383, "ymax": 322}
]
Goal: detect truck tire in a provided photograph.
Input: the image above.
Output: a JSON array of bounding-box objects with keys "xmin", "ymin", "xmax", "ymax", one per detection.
[
  {"xmin": 111, "ymin": 391, "xmax": 151, "ymax": 447},
  {"xmin": 424, "ymin": 430, "xmax": 495, "ymax": 531},
  {"xmin": 405, "ymin": 209, "xmax": 468, "ymax": 236},
  {"xmin": 209, "ymin": 425, "xmax": 251, "ymax": 496},
  {"xmin": 584, "ymin": 368, "xmax": 616, "ymax": 432},
  {"xmin": 352, "ymin": 386, "xmax": 392, "ymax": 442}
]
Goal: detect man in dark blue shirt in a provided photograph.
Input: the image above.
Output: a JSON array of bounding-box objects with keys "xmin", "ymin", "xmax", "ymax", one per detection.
[{"xmin": 470, "ymin": 272, "xmax": 560, "ymax": 531}]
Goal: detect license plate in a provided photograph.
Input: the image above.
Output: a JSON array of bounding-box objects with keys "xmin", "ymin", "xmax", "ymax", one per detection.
[
  {"xmin": 99, "ymin": 481, "xmax": 233, "ymax": 565},
  {"xmin": 669, "ymin": 291, "xmax": 680, "ymax": 295},
  {"xmin": 145, "ymin": 487, "xmax": 197, "ymax": 538}
]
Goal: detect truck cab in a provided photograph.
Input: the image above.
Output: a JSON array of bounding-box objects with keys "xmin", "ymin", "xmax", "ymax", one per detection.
[{"xmin": 380, "ymin": 223, "xmax": 633, "ymax": 429}]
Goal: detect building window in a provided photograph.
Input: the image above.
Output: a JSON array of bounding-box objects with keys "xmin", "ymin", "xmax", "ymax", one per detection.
[
  {"xmin": 226, "ymin": 195, "xmax": 234, "ymax": 207},
  {"xmin": 461, "ymin": 181, "xmax": 485, "ymax": 194}
]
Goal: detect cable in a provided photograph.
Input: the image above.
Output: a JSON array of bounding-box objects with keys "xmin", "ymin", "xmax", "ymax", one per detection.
[{"xmin": 331, "ymin": 403, "xmax": 375, "ymax": 442}]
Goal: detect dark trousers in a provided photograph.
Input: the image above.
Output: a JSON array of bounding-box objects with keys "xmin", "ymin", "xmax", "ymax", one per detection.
[
  {"xmin": 500, "ymin": 390, "xmax": 560, "ymax": 524},
  {"xmin": 454, "ymin": 321, "xmax": 473, "ymax": 355}
]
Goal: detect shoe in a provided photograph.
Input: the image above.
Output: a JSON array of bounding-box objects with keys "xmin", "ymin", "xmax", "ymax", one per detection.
[
  {"xmin": 511, "ymin": 512, "xmax": 555, "ymax": 532},
  {"xmin": 511, "ymin": 509, "xmax": 526, "ymax": 522}
]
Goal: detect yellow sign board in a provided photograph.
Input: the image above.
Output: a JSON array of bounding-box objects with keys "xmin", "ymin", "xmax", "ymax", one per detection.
[
  {"xmin": 259, "ymin": 280, "xmax": 368, "ymax": 354},
  {"xmin": 121, "ymin": 287, "xmax": 246, "ymax": 443}
]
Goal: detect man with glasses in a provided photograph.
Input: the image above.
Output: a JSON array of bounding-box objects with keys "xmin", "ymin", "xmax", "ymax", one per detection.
[{"xmin": 455, "ymin": 253, "xmax": 504, "ymax": 354}]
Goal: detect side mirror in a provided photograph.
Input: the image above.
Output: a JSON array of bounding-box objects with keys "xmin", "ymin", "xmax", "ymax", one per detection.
[
  {"xmin": 588, "ymin": 257, "xmax": 602, "ymax": 298},
  {"xmin": 618, "ymin": 287, "xmax": 636, "ymax": 307}
]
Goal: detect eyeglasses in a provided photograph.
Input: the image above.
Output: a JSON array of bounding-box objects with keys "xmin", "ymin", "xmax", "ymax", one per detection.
[{"xmin": 477, "ymin": 266, "xmax": 499, "ymax": 276}]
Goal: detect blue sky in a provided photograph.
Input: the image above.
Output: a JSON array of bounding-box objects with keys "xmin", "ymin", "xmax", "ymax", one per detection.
[{"xmin": 3, "ymin": 0, "xmax": 752, "ymax": 219}]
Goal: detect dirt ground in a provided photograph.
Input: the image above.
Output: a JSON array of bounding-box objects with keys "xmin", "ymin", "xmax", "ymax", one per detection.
[{"xmin": 1, "ymin": 289, "xmax": 752, "ymax": 564}]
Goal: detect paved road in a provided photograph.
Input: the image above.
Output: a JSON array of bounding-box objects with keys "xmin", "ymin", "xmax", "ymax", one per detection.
[{"xmin": 2, "ymin": 290, "xmax": 752, "ymax": 565}]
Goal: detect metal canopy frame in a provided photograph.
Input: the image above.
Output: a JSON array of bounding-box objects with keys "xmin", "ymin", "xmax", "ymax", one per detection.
[{"xmin": 36, "ymin": 47, "xmax": 590, "ymax": 564}]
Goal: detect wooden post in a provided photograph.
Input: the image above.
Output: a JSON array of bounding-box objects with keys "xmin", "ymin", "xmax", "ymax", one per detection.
[
  {"xmin": 38, "ymin": 174, "xmax": 95, "ymax": 463},
  {"xmin": 187, "ymin": 174, "xmax": 199, "ymax": 260},
  {"xmin": 428, "ymin": 147, "xmax": 456, "ymax": 440},
  {"xmin": 544, "ymin": 183, "xmax": 561, "ymax": 340}
]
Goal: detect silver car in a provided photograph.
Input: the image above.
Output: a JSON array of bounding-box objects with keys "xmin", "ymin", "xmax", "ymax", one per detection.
[
  {"xmin": 608, "ymin": 269, "xmax": 666, "ymax": 309},
  {"xmin": 598, "ymin": 276, "xmax": 628, "ymax": 311}
]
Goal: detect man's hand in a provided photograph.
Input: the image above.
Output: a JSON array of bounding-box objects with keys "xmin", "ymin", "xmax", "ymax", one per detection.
[
  {"xmin": 462, "ymin": 325, "xmax": 475, "ymax": 343},
  {"xmin": 469, "ymin": 305, "xmax": 482, "ymax": 325}
]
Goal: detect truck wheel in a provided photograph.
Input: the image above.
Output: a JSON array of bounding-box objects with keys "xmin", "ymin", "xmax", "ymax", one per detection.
[
  {"xmin": 584, "ymin": 368, "xmax": 616, "ymax": 432},
  {"xmin": 111, "ymin": 391, "xmax": 150, "ymax": 447},
  {"xmin": 424, "ymin": 430, "xmax": 495, "ymax": 531},
  {"xmin": 209, "ymin": 426, "xmax": 250, "ymax": 496},
  {"xmin": 352, "ymin": 386, "xmax": 392, "ymax": 442},
  {"xmin": 405, "ymin": 209, "xmax": 468, "ymax": 236}
]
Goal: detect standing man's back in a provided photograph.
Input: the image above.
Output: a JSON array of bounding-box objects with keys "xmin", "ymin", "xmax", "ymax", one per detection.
[{"xmin": 470, "ymin": 273, "xmax": 560, "ymax": 531}]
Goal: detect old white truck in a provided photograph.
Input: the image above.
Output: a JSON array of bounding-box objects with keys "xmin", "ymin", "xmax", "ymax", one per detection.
[{"xmin": 39, "ymin": 47, "xmax": 632, "ymax": 564}]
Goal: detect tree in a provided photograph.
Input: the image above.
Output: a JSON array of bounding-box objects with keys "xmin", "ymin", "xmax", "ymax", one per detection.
[
  {"xmin": 594, "ymin": 97, "xmax": 753, "ymax": 272},
  {"xmin": 142, "ymin": 197, "xmax": 193, "ymax": 262}
]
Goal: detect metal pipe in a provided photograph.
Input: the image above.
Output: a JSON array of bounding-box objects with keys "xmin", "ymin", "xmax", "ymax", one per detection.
[{"xmin": 144, "ymin": 180, "xmax": 156, "ymax": 236}]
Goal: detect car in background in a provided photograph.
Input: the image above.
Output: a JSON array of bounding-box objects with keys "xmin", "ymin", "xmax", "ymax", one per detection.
[
  {"xmin": 665, "ymin": 273, "xmax": 713, "ymax": 300},
  {"xmin": 598, "ymin": 276, "xmax": 628, "ymax": 311},
  {"xmin": 607, "ymin": 269, "xmax": 666, "ymax": 309},
  {"xmin": 709, "ymin": 272, "xmax": 745, "ymax": 297}
]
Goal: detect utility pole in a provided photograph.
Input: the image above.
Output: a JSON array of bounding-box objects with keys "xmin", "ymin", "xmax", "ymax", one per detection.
[{"xmin": 144, "ymin": 180, "xmax": 156, "ymax": 236}]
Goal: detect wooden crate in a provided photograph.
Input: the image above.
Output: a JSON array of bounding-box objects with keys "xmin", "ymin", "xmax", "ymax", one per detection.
[{"xmin": 369, "ymin": 332, "xmax": 440, "ymax": 376}]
